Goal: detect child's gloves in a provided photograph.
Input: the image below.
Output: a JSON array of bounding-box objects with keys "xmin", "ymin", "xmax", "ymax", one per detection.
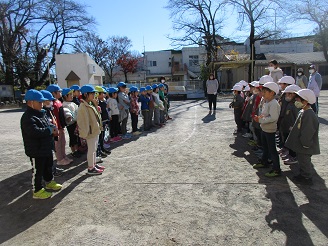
[{"xmin": 229, "ymin": 102, "xmax": 234, "ymax": 108}]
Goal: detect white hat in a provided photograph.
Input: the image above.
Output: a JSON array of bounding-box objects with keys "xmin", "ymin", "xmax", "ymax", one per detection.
[
  {"xmin": 243, "ymin": 85, "xmax": 250, "ymax": 92},
  {"xmin": 283, "ymin": 84, "xmax": 301, "ymax": 94},
  {"xmin": 295, "ymin": 89, "xmax": 316, "ymax": 104},
  {"xmin": 232, "ymin": 84, "xmax": 243, "ymax": 91},
  {"xmin": 259, "ymin": 75, "xmax": 274, "ymax": 85},
  {"xmin": 263, "ymin": 82, "xmax": 280, "ymax": 95},
  {"xmin": 239, "ymin": 80, "xmax": 248, "ymax": 86},
  {"xmin": 249, "ymin": 81, "xmax": 258, "ymax": 87},
  {"xmin": 278, "ymin": 76, "xmax": 295, "ymax": 85},
  {"xmin": 252, "ymin": 81, "xmax": 260, "ymax": 88}
]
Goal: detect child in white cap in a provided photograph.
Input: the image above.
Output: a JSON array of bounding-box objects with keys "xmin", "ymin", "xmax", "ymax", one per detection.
[
  {"xmin": 285, "ymin": 89, "xmax": 320, "ymax": 185},
  {"xmin": 253, "ymin": 82, "xmax": 281, "ymax": 177},
  {"xmin": 229, "ymin": 84, "xmax": 244, "ymax": 135}
]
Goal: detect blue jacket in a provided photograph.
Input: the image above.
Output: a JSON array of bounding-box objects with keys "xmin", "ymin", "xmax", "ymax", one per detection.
[
  {"xmin": 138, "ymin": 94, "xmax": 150, "ymax": 110},
  {"xmin": 21, "ymin": 107, "xmax": 54, "ymax": 157}
]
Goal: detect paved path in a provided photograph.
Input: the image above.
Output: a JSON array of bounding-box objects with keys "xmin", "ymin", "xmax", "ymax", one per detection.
[{"xmin": 1, "ymin": 93, "xmax": 328, "ymax": 245}]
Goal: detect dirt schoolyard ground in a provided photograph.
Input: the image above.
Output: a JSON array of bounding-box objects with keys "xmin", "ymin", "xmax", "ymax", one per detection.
[{"xmin": 0, "ymin": 92, "xmax": 328, "ymax": 246}]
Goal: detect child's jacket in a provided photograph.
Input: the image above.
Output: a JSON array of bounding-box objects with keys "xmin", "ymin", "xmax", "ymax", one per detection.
[{"xmin": 285, "ymin": 108, "xmax": 320, "ymax": 155}]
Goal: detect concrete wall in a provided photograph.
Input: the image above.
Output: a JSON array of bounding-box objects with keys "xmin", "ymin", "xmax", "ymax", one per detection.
[
  {"xmin": 144, "ymin": 50, "xmax": 172, "ymax": 75},
  {"xmin": 55, "ymin": 53, "xmax": 105, "ymax": 88}
]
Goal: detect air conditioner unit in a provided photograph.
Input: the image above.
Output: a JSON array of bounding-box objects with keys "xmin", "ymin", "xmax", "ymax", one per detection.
[{"xmin": 88, "ymin": 64, "xmax": 96, "ymax": 74}]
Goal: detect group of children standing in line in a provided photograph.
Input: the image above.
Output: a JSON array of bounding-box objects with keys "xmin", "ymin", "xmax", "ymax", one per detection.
[
  {"xmin": 230, "ymin": 66, "xmax": 320, "ymax": 185},
  {"xmin": 21, "ymin": 80, "xmax": 172, "ymax": 199}
]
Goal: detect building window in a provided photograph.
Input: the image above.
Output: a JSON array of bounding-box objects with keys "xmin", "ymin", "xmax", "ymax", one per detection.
[
  {"xmin": 189, "ymin": 55, "xmax": 199, "ymax": 66},
  {"xmin": 148, "ymin": 61, "xmax": 157, "ymax": 67},
  {"xmin": 169, "ymin": 62, "xmax": 172, "ymax": 67}
]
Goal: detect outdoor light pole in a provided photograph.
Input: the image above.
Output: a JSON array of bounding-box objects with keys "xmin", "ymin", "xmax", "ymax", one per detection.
[{"xmin": 43, "ymin": 44, "xmax": 51, "ymax": 84}]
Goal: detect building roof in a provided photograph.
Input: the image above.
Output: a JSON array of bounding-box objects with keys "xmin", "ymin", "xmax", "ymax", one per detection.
[
  {"xmin": 255, "ymin": 52, "xmax": 327, "ymax": 65},
  {"xmin": 65, "ymin": 71, "xmax": 80, "ymax": 81}
]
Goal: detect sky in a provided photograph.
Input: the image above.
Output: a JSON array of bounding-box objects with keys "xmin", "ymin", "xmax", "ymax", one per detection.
[{"xmin": 79, "ymin": 0, "xmax": 316, "ymax": 53}]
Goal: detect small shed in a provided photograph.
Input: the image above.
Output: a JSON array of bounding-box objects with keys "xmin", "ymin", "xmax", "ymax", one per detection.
[{"xmin": 55, "ymin": 53, "xmax": 105, "ymax": 89}]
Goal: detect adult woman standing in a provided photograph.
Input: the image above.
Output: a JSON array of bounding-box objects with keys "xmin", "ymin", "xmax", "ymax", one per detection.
[
  {"xmin": 295, "ymin": 68, "xmax": 308, "ymax": 89},
  {"xmin": 77, "ymin": 85, "xmax": 104, "ymax": 175},
  {"xmin": 206, "ymin": 73, "xmax": 219, "ymax": 114},
  {"xmin": 268, "ymin": 60, "xmax": 283, "ymax": 83}
]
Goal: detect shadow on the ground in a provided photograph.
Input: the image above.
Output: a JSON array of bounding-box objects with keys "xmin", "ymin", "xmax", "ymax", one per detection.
[
  {"xmin": 201, "ymin": 113, "xmax": 216, "ymax": 123},
  {"xmin": 0, "ymin": 160, "xmax": 90, "ymax": 244},
  {"xmin": 318, "ymin": 116, "xmax": 328, "ymax": 126},
  {"xmin": 0, "ymin": 108, "xmax": 24, "ymax": 113},
  {"xmin": 229, "ymin": 134, "xmax": 328, "ymax": 244}
]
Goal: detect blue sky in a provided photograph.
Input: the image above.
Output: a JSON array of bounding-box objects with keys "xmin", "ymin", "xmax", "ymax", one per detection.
[{"xmin": 79, "ymin": 0, "xmax": 316, "ymax": 53}]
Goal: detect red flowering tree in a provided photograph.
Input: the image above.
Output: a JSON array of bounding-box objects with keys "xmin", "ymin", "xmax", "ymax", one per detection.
[{"xmin": 116, "ymin": 53, "xmax": 140, "ymax": 82}]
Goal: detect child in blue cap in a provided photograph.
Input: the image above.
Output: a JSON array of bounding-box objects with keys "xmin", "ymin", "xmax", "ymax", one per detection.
[
  {"xmin": 107, "ymin": 87, "xmax": 122, "ymax": 142},
  {"xmin": 138, "ymin": 87, "xmax": 151, "ymax": 131},
  {"xmin": 21, "ymin": 89, "xmax": 62, "ymax": 199},
  {"xmin": 129, "ymin": 86, "xmax": 141, "ymax": 135}
]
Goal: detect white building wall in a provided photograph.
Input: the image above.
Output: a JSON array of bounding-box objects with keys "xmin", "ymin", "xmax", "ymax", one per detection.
[
  {"xmin": 182, "ymin": 47, "xmax": 206, "ymax": 73},
  {"xmin": 144, "ymin": 51, "xmax": 172, "ymax": 75},
  {"xmin": 55, "ymin": 53, "xmax": 105, "ymax": 88}
]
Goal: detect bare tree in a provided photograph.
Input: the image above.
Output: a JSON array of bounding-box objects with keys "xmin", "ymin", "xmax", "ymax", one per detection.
[
  {"xmin": 106, "ymin": 36, "xmax": 132, "ymax": 83},
  {"xmin": 293, "ymin": 0, "xmax": 328, "ymax": 62},
  {"xmin": 73, "ymin": 32, "xmax": 109, "ymax": 67},
  {"xmin": 0, "ymin": 0, "xmax": 95, "ymax": 90},
  {"xmin": 228, "ymin": 0, "xmax": 280, "ymax": 81},
  {"xmin": 166, "ymin": 0, "xmax": 225, "ymax": 66}
]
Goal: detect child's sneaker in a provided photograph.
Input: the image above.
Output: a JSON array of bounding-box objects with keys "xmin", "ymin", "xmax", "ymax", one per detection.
[
  {"xmin": 265, "ymin": 170, "xmax": 281, "ymax": 177},
  {"xmin": 87, "ymin": 167, "xmax": 103, "ymax": 175},
  {"xmin": 283, "ymin": 157, "xmax": 298, "ymax": 165},
  {"xmin": 96, "ymin": 157, "xmax": 103, "ymax": 163},
  {"xmin": 252, "ymin": 163, "xmax": 268, "ymax": 169},
  {"xmin": 122, "ymin": 134, "xmax": 131, "ymax": 139},
  {"xmin": 45, "ymin": 180, "xmax": 62, "ymax": 191},
  {"xmin": 132, "ymin": 131, "xmax": 142, "ymax": 136},
  {"xmin": 242, "ymin": 133, "xmax": 252, "ymax": 138},
  {"xmin": 95, "ymin": 164, "xmax": 105, "ymax": 170},
  {"xmin": 33, "ymin": 188, "xmax": 52, "ymax": 199}
]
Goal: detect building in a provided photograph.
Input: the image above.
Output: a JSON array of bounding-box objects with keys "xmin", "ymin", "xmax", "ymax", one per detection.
[{"xmin": 55, "ymin": 53, "xmax": 105, "ymax": 88}]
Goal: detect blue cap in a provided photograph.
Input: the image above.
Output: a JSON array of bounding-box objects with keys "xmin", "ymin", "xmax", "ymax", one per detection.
[
  {"xmin": 70, "ymin": 85, "xmax": 80, "ymax": 91},
  {"xmin": 139, "ymin": 87, "xmax": 146, "ymax": 92},
  {"xmin": 102, "ymin": 86, "xmax": 107, "ymax": 92},
  {"xmin": 152, "ymin": 84, "xmax": 158, "ymax": 89},
  {"xmin": 129, "ymin": 86, "xmax": 138, "ymax": 92},
  {"xmin": 62, "ymin": 88, "xmax": 74, "ymax": 96},
  {"xmin": 25, "ymin": 89, "xmax": 47, "ymax": 102},
  {"xmin": 117, "ymin": 82, "xmax": 127, "ymax": 87},
  {"xmin": 145, "ymin": 85, "xmax": 152, "ymax": 90},
  {"xmin": 40, "ymin": 90, "xmax": 55, "ymax": 101},
  {"xmin": 80, "ymin": 85, "xmax": 96, "ymax": 94},
  {"xmin": 158, "ymin": 83, "xmax": 164, "ymax": 88},
  {"xmin": 108, "ymin": 87, "xmax": 119, "ymax": 93},
  {"xmin": 46, "ymin": 84, "xmax": 62, "ymax": 93}
]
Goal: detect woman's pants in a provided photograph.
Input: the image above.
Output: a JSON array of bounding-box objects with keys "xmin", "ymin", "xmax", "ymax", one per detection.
[{"xmin": 207, "ymin": 94, "xmax": 217, "ymax": 111}]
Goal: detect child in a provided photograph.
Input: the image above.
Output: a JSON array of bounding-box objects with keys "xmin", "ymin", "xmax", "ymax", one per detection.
[
  {"xmin": 138, "ymin": 87, "xmax": 151, "ymax": 131},
  {"xmin": 158, "ymin": 83, "xmax": 167, "ymax": 124},
  {"xmin": 241, "ymin": 84, "xmax": 254, "ymax": 138},
  {"xmin": 62, "ymin": 88, "xmax": 81, "ymax": 158},
  {"xmin": 40, "ymin": 90, "xmax": 64, "ymax": 177},
  {"xmin": 70, "ymin": 85, "xmax": 81, "ymax": 106},
  {"xmin": 21, "ymin": 89, "xmax": 62, "ymax": 199},
  {"xmin": 145, "ymin": 85, "xmax": 155, "ymax": 128},
  {"xmin": 95, "ymin": 86, "xmax": 111, "ymax": 155},
  {"xmin": 117, "ymin": 82, "xmax": 131, "ymax": 139},
  {"xmin": 77, "ymin": 85, "xmax": 104, "ymax": 175},
  {"xmin": 107, "ymin": 87, "xmax": 122, "ymax": 142},
  {"xmin": 46, "ymin": 84, "xmax": 73, "ymax": 166},
  {"xmin": 253, "ymin": 82, "xmax": 281, "ymax": 177},
  {"xmin": 279, "ymin": 85, "xmax": 301, "ymax": 164},
  {"xmin": 129, "ymin": 86, "xmax": 141, "ymax": 135},
  {"xmin": 285, "ymin": 89, "xmax": 320, "ymax": 185},
  {"xmin": 152, "ymin": 84, "xmax": 162, "ymax": 127},
  {"xmin": 229, "ymin": 84, "xmax": 244, "ymax": 135},
  {"xmin": 251, "ymin": 82, "xmax": 263, "ymax": 154}
]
